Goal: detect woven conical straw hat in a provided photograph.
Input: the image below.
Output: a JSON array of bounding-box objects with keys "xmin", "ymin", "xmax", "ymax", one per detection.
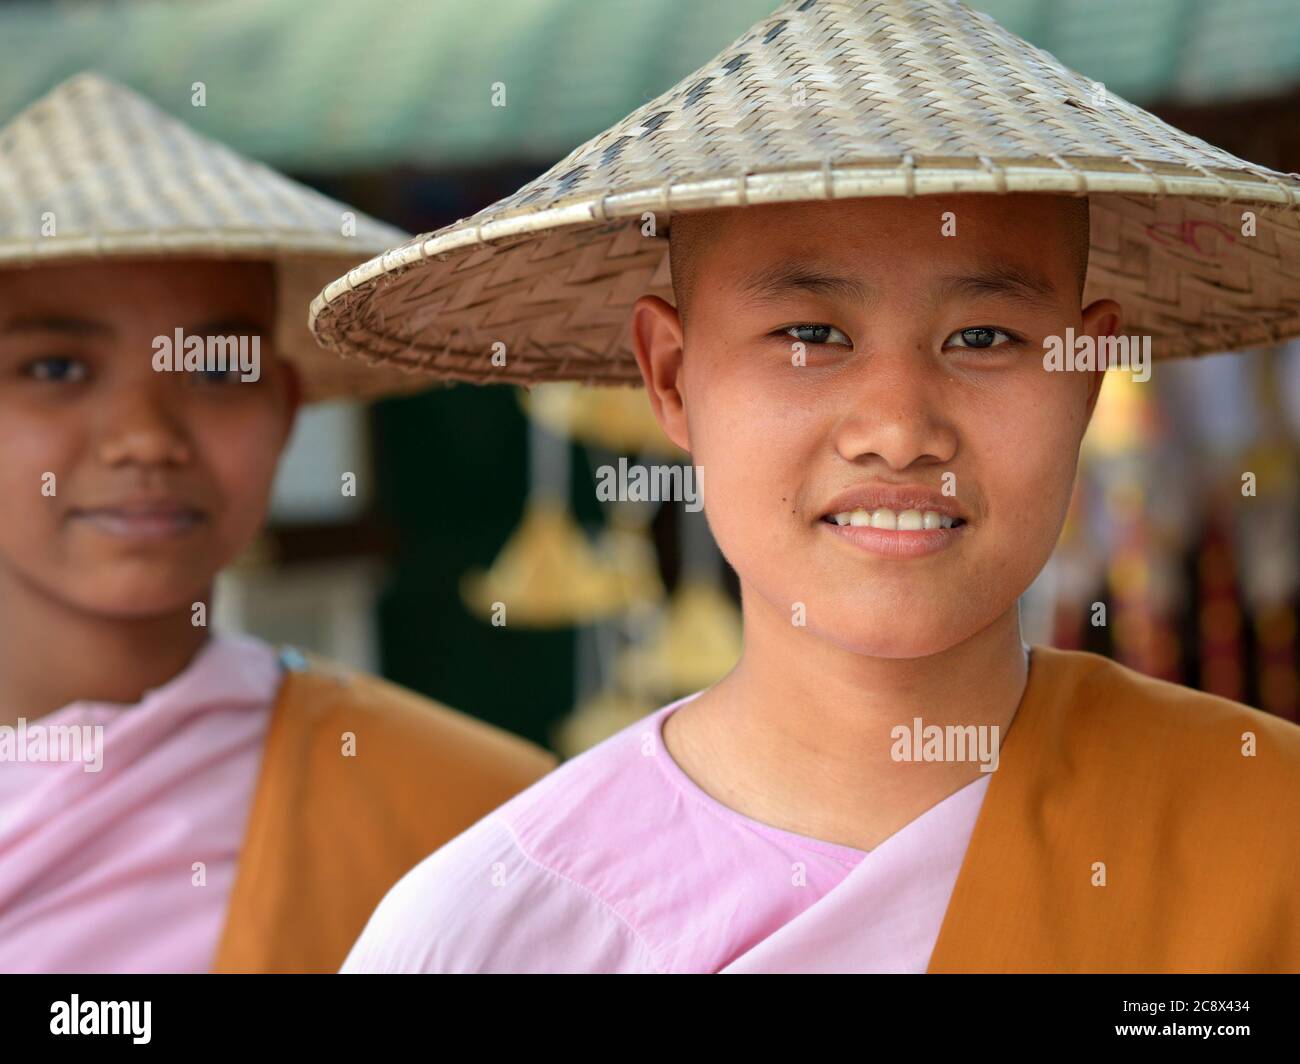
[
  {"xmin": 311, "ymin": 0, "xmax": 1300, "ymax": 386},
  {"xmin": 0, "ymin": 72, "xmax": 427, "ymax": 403}
]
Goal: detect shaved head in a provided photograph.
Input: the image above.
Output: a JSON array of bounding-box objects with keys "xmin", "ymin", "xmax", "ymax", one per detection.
[{"xmin": 669, "ymin": 193, "xmax": 1091, "ymax": 327}]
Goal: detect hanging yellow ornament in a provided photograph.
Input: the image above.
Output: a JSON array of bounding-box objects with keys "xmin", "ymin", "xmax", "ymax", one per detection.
[
  {"xmin": 519, "ymin": 382, "xmax": 686, "ymax": 459},
  {"xmin": 461, "ymin": 496, "xmax": 632, "ymax": 628},
  {"xmin": 617, "ymin": 580, "xmax": 742, "ymax": 697},
  {"xmin": 552, "ymin": 687, "xmax": 658, "ymax": 758}
]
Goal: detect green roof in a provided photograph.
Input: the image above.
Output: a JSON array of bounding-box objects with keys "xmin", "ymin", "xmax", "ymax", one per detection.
[{"xmin": 2, "ymin": 0, "xmax": 1298, "ymax": 171}]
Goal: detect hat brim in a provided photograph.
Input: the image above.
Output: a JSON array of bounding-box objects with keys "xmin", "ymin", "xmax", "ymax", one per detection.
[
  {"xmin": 310, "ymin": 158, "xmax": 1300, "ymax": 386},
  {"xmin": 307, "ymin": 0, "xmax": 1300, "ymax": 385},
  {"xmin": 0, "ymin": 72, "xmax": 431, "ymax": 403},
  {"xmin": 0, "ymin": 241, "xmax": 435, "ymax": 403}
]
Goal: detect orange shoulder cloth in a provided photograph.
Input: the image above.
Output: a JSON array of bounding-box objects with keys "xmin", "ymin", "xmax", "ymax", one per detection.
[
  {"xmin": 928, "ymin": 645, "xmax": 1300, "ymax": 972},
  {"xmin": 212, "ymin": 653, "xmax": 558, "ymax": 973}
]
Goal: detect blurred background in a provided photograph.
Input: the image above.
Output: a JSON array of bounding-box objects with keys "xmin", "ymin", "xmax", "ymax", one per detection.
[{"xmin": 4, "ymin": 0, "xmax": 1300, "ymax": 753}]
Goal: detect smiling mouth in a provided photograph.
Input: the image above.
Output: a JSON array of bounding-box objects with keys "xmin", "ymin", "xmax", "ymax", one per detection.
[
  {"xmin": 821, "ymin": 507, "xmax": 967, "ymax": 530},
  {"xmin": 70, "ymin": 504, "xmax": 206, "ymax": 539}
]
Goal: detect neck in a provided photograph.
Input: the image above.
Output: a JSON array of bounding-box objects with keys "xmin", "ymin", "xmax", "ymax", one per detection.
[
  {"xmin": 667, "ymin": 587, "xmax": 1030, "ymax": 853},
  {"xmin": 0, "ymin": 568, "xmax": 212, "ymax": 726}
]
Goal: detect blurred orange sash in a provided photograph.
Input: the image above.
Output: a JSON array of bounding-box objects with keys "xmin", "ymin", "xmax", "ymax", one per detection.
[{"xmin": 212, "ymin": 655, "xmax": 557, "ymax": 973}]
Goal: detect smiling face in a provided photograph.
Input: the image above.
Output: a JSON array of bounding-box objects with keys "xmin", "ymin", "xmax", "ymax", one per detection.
[
  {"xmin": 632, "ymin": 193, "xmax": 1121, "ymax": 658},
  {"xmin": 0, "ymin": 259, "xmax": 298, "ymax": 620}
]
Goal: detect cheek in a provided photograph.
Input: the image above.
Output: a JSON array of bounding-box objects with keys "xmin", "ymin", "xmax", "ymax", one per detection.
[
  {"xmin": 686, "ymin": 366, "xmax": 815, "ymax": 548},
  {"xmin": 0, "ymin": 408, "xmax": 77, "ymax": 545},
  {"xmin": 191, "ymin": 406, "xmax": 285, "ymax": 541},
  {"xmin": 984, "ymin": 379, "xmax": 1085, "ymax": 561},
  {"xmin": 0, "ymin": 405, "xmax": 77, "ymax": 479}
]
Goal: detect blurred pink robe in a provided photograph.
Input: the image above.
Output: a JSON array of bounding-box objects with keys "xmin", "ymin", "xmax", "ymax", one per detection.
[{"xmin": 0, "ymin": 635, "xmax": 281, "ymax": 973}]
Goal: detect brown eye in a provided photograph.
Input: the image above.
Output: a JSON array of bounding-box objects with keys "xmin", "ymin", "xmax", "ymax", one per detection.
[
  {"xmin": 946, "ymin": 327, "xmax": 1012, "ymax": 349},
  {"xmin": 188, "ymin": 367, "xmax": 241, "ymax": 384},
  {"xmin": 784, "ymin": 324, "xmax": 851, "ymax": 346},
  {"xmin": 26, "ymin": 356, "xmax": 88, "ymax": 382}
]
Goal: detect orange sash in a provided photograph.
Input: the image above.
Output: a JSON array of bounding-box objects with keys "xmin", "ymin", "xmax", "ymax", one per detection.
[
  {"xmin": 932, "ymin": 645, "xmax": 1300, "ymax": 971},
  {"xmin": 721, "ymin": 646, "xmax": 1300, "ymax": 972},
  {"xmin": 212, "ymin": 653, "xmax": 557, "ymax": 973}
]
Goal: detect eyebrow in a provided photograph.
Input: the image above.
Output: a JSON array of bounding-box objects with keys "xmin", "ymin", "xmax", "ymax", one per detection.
[
  {"xmin": 934, "ymin": 265, "xmax": 1060, "ymax": 309},
  {"xmin": 0, "ymin": 315, "xmax": 114, "ymax": 338},
  {"xmin": 737, "ymin": 262, "xmax": 1061, "ymax": 310},
  {"xmin": 739, "ymin": 264, "xmax": 871, "ymax": 306},
  {"xmin": 189, "ymin": 317, "xmax": 270, "ymax": 336}
]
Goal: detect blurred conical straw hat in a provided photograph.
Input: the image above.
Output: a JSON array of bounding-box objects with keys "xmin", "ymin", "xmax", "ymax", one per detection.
[{"xmin": 0, "ymin": 72, "xmax": 425, "ymax": 402}]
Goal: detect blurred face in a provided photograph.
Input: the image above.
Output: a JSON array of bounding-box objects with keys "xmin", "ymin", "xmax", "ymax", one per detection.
[
  {"xmin": 633, "ymin": 194, "xmax": 1120, "ymax": 659},
  {"xmin": 0, "ymin": 259, "xmax": 298, "ymax": 620}
]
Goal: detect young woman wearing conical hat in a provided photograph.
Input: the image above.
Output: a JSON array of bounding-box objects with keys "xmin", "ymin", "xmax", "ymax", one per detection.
[
  {"xmin": 316, "ymin": 0, "xmax": 1300, "ymax": 973},
  {"xmin": 0, "ymin": 73, "xmax": 557, "ymax": 974}
]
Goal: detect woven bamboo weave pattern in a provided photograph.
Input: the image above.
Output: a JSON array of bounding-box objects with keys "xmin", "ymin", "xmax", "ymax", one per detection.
[{"xmin": 309, "ymin": 0, "xmax": 1300, "ymax": 386}]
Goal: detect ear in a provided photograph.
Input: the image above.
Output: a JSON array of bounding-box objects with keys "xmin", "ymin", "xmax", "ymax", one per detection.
[
  {"xmin": 630, "ymin": 294, "xmax": 691, "ymax": 453},
  {"xmin": 1080, "ymin": 297, "xmax": 1122, "ymax": 420}
]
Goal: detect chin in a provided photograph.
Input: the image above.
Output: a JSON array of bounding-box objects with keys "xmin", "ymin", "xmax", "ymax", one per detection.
[
  {"xmin": 809, "ymin": 615, "xmax": 973, "ymax": 659},
  {"xmin": 68, "ymin": 575, "xmax": 209, "ymax": 622}
]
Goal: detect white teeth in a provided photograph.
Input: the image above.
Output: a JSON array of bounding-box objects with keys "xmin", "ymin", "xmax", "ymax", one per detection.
[{"xmin": 828, "ymin": 507, "xmax": 960, "ymax": 530}]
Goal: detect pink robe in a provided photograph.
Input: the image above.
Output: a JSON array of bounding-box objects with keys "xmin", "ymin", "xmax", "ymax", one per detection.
[
  {"xmin": 0, "ymin": 634, "xmax": 281, "ymax": 973},
  {"xmin": 342, "ymin": 692, "xmax": 990, "ymax": 973}
]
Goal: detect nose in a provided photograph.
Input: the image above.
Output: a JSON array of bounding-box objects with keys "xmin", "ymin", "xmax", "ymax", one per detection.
[
  {"xmin": 94, "ymin": 385, "xmax": 192, "ymax": 469},
  {"xmin": 830, "ymin": 343, "xmax": 958, "ymax": 470}
]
